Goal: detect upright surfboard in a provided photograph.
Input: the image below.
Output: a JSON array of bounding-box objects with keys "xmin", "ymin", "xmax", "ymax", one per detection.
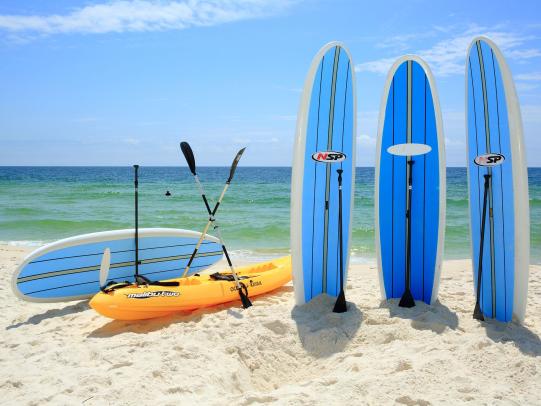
[
  {"xmin": 375, "ymin": 56, "xmax": 446, "ymax": 305},
  {"xmin": 12, "ymin": 228, "xmax": 223, "ymax": 302},
  {"xmin": 291, "ymin": 42, "xmax": 356, "ymax": 305},
  {"xmin": 466, "ymin": 37, "xmax": 530, "ymax": 323}
]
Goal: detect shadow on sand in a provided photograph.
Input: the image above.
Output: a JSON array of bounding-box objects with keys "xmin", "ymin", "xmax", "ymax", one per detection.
[
  {"xmin": 88, "ymin": 285, "xmax": 292, "ymax": 338},
  {"xmin": 291, "ymin": 294, "xmax": 362, "ymax": 358},
  {"xmin": 380, "ymin": 299, "xmax": 459, "ymax": 333},
  {"xmin": 6, "ymin": 300, "xmax": 90, "ymax": 330},
  {"xmin": 482, "ymin": 319, "xmax": 541, "ymax": 356}
]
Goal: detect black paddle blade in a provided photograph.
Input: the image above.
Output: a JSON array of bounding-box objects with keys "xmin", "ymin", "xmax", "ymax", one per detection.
[
  {"xmin": 227, "ymin": 147, "xmax": 246, "ymax": 183},
  {"xmin": 398, "ymin": 288, "xmax": 415, "ymax": 308},
  {"xmin": 180, "ymin": 142, "xmax": 197, "ymax": 175},
  {"xmin": 332, "ymin": 290, "xmax": 347, "ymax": 313},
  {"xmin": 473, "ymin": 302, "xmax": 485, "ymax": 321},
  {"xmin": 239, "ymin": 283, "xmax": 252, "ymax": 309}
]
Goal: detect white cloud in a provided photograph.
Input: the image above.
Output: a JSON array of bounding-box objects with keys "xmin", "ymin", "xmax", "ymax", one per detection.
[
  {"xmin": 357, "ymin": 134, "xmax": 376, "ymax": 146},
  {"xmin": 516, "ymin": 82, "xmax": 539, "ymax": 92},
  {"xmin": 232, "ymin": 135, "xmax": 280, "ymax": 144},
  {"xmin": 516, "ymin": 72, "xmax": 541, "ymax": 81},
  {"xmin": 0, "ymin": 0, "xmax": 294, "ymax": 38},
  {"xmin": 506, "ymin": 49, "xmax": 541, "ymax": 60},
  {"xmin": 521, "ymin": 104, "xmax": 541, "ymax": 123},
  {"xmin": 355, "ymin": 26, "xmax": 541, "ymax": 77},
  {"xmin": 374, "ymin": 31, "xmax": 437, "ymax": 52},
  {"xmin": 444, "ymin": 136, "xmax": 464, "ymax": 147},
  {"xmin": 356, "ymin": 57, "xmax": 396, "ymax": 75}
]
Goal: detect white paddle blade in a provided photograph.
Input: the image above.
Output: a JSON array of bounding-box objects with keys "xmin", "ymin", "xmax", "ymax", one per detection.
[
  {"xmin": 387, "ymin": 143, "xmax": 432, "ymax": 157},
  {"xmin": 99, "ymin": 248, "xmax": 111, "ymax": 287}
]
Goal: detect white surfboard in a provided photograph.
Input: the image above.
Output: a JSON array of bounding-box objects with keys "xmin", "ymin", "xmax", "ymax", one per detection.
[{"xmin": 12, "ymin": 228, "xmax": 223, "ymax": 302}]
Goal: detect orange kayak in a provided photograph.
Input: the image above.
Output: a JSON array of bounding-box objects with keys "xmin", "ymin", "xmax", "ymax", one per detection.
[{"xmin": 89, "ymin": 256, "xmax": 291, "ymax": 320}]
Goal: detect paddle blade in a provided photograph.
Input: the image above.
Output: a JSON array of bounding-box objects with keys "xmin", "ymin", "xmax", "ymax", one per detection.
[
  {"xmin": 180, "ymin": 142, "xmax": 197, "ymax": 175},
  {"xmin": 473, "ymin": 302, "xmax": 485, "ymax": 321},
  {"xmin": 333, "ymin": 290, "xmax": 347, "ymax": 313},
  {"xmin": 227, "ymin": 147, "xmax": 246, "ymax": 183},
  {"xmin": 99, "ymin": 248, "xmax": 111, "ymax": 287},
  {"xmin": 239, "ymin": 282, "xmax": 252, "ymax": 309},
  {"xmin": 398, "ymin": 288, "xmax": 415, "ymax": 308}
]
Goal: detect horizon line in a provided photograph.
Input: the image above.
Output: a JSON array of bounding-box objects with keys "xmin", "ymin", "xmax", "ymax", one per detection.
[{"xmin": 1, "ymin": 165, "xmax": 541, "ymax": 169}]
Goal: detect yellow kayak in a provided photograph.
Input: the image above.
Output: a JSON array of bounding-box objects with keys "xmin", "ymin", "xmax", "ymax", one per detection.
[{"xmin": 89, "ymin": 256, "xmax": 291, "ymax": 320}]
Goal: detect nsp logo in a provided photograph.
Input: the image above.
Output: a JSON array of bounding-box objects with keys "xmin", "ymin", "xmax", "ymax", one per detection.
[
  {"xmin": 474, "ymin": 153, "xmax": 505, "ymax": 167},
  {"xmin": 311, "ymin": 151, "xmax": 346, "ymax": 163}
]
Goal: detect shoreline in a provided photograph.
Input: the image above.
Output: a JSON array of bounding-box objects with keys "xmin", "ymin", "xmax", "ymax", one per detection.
[
  {"xmin": 1, "ymin": 244, "xmax": 540, "ymax": 404},
  {"xmin": 0, "ymin": 242, "xmax": 496, "ymax": 263}
]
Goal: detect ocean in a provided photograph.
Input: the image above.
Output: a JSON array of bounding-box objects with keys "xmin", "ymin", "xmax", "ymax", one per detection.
[{"xmin": 0, "ymin": 166, "xmax": 539, "ymax": 263}]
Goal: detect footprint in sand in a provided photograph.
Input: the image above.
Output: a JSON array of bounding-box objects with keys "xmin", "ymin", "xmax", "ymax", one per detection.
[
  {"xmin": 262, "ymin": 320, "xmax": 289, "ymax": 335},
  {"xmin": 241, "ymin": 395, "xmax": 278, "ymax": 405},
  {"xmin": 395, "ymin": 395, "xmax": 431, "ymax": 406},
  {"xmin": 109, "ymin": 361, "xmax": 133, "ymax": 370},
  {"xmin": 395, "ymin": 360, "xmax": 412, "ymax": 372}
]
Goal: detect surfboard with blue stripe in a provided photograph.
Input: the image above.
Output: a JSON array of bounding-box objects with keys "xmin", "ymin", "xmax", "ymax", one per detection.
[
  {"xmin": 375, "ymin": 56, "xmax": 446, "ymax": 305},
  {"xmin": 12, "ymin": 228, "xmax": 223, "ymax": 302},
  {"xmin": 466, "ymin": 37, "xmax": 530, "ymax": 323},
  {"xmin": 291, "ymin": 42, "xmax": 356, "ymax": 305}
]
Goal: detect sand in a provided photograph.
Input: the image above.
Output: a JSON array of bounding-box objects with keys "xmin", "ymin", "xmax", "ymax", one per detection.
[{"xmin": 1, "ymin": 244, "xmax": 540, "ymax": 405}]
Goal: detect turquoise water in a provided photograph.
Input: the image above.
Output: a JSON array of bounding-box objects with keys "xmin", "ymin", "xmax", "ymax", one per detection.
[{"xmin": 0, "ymin": 167, "xmax": 539, "ymax": 263}]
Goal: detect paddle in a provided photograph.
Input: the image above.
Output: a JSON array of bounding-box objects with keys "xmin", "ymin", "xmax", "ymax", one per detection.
[
  {"xmin": 471, "ymin": 153, "xmax": 505, "ymax": 320},
  {"xmin": 387, "ymin": 143, "xmax": 432, "ymax": 308},
  {"xmin": 99, "ymin": 248, "xmax": 111, "ymax": 290},
  {"xmin": 312, "ymin": 148, "xmax": 348, "ymax": 310},
  {"xmin": 132, "ymin": 165, "xmax": 149, "ymax": 285},
  {"xmin": 399, "ymin": 158, "xmax": 415, "ymax": 308},
  {"xmin": 180, "ymin": 142, "xmax": 252, "ymax": 309},
  {"xmin": 473, "ymin": 174, "xmax": 491, "ymax": 321},
  {"xmin": 333, "ymin": 169, "xmax": 347, "ymax": 313}
]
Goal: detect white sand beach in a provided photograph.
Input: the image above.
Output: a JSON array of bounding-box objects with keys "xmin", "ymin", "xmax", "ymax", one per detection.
[{"xmin": 1, "ymin": 244, "xmax": 540, "ymax": 405}]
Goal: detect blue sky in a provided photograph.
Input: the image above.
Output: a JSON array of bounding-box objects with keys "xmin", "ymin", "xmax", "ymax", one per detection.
[{"xmin": 0, "ymin": 0, "xmax": 540, "ymax": 166}]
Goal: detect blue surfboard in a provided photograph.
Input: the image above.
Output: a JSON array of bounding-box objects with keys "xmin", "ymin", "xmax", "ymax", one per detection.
[
  {"xmin": 12, "ymin": 228, "xmax": 223, "ymax": 302},
  {"xmin": 375, "ymin": 56, "xmax": 446, "ymax": 305},
  {"xmin": 466, "ymin": 37, "xmax": 530, "ymax": 323},
  {"xmin": 291, "ymin": 42, "xmax": 356, "ymax": 305}
]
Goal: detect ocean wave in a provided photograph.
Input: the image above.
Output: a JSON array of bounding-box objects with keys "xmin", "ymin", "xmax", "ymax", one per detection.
[{"xmin": 0, "ymin": 240, "xmax": 46, "ymax": 247}]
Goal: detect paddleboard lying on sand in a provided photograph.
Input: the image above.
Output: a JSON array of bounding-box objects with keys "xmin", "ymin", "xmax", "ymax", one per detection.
[
  {"xmin": 90, "ymin": 256, "xmax": 292, "ymax": 320},
  {"xmin": 466, "ymin": 36, "xmax": 530, "ymax": 323},
  {"xmin": 375, "ymin": 55, "xmax": 446, "ymax": 305},
  {"xmin": 291, "ymin": 41, "xmax": 356, "ymax": 305},
  {"xmin": 12, "ymin": 228, "xmax": 223, "ymax": 302}
]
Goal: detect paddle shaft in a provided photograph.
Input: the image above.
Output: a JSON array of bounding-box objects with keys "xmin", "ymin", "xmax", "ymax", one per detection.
[
  {"xmin": 182, "ymin": 177, "xmax": 230, "ymax": 277},
  {"xmin": 405, "ymin": 159, "xmax": 414, "ymax": 292},
  {"xmin": 133, "ymin": 165, "xmax": 140, "ymax": 277},
  {"xmin": 185, "ymin": 174, "xmax": 250, "ymax": 307},
  {"xmin": 332, "ymin": 169, "xmax": 347, "ymax": 313},
  {"xmin": 338, "ymin": 171, "xmax": 344, "ymax": 291},
  {"xmin": 399, "ymin": 158, "xmax": 415, "ymax": 308},
  {"xmin": 474, "ymin": 174, "xmax": 491, "ymax": 320},
  {"xmin": 180, "ymin": 142, "xmax": 251, "ymax": 308}
]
